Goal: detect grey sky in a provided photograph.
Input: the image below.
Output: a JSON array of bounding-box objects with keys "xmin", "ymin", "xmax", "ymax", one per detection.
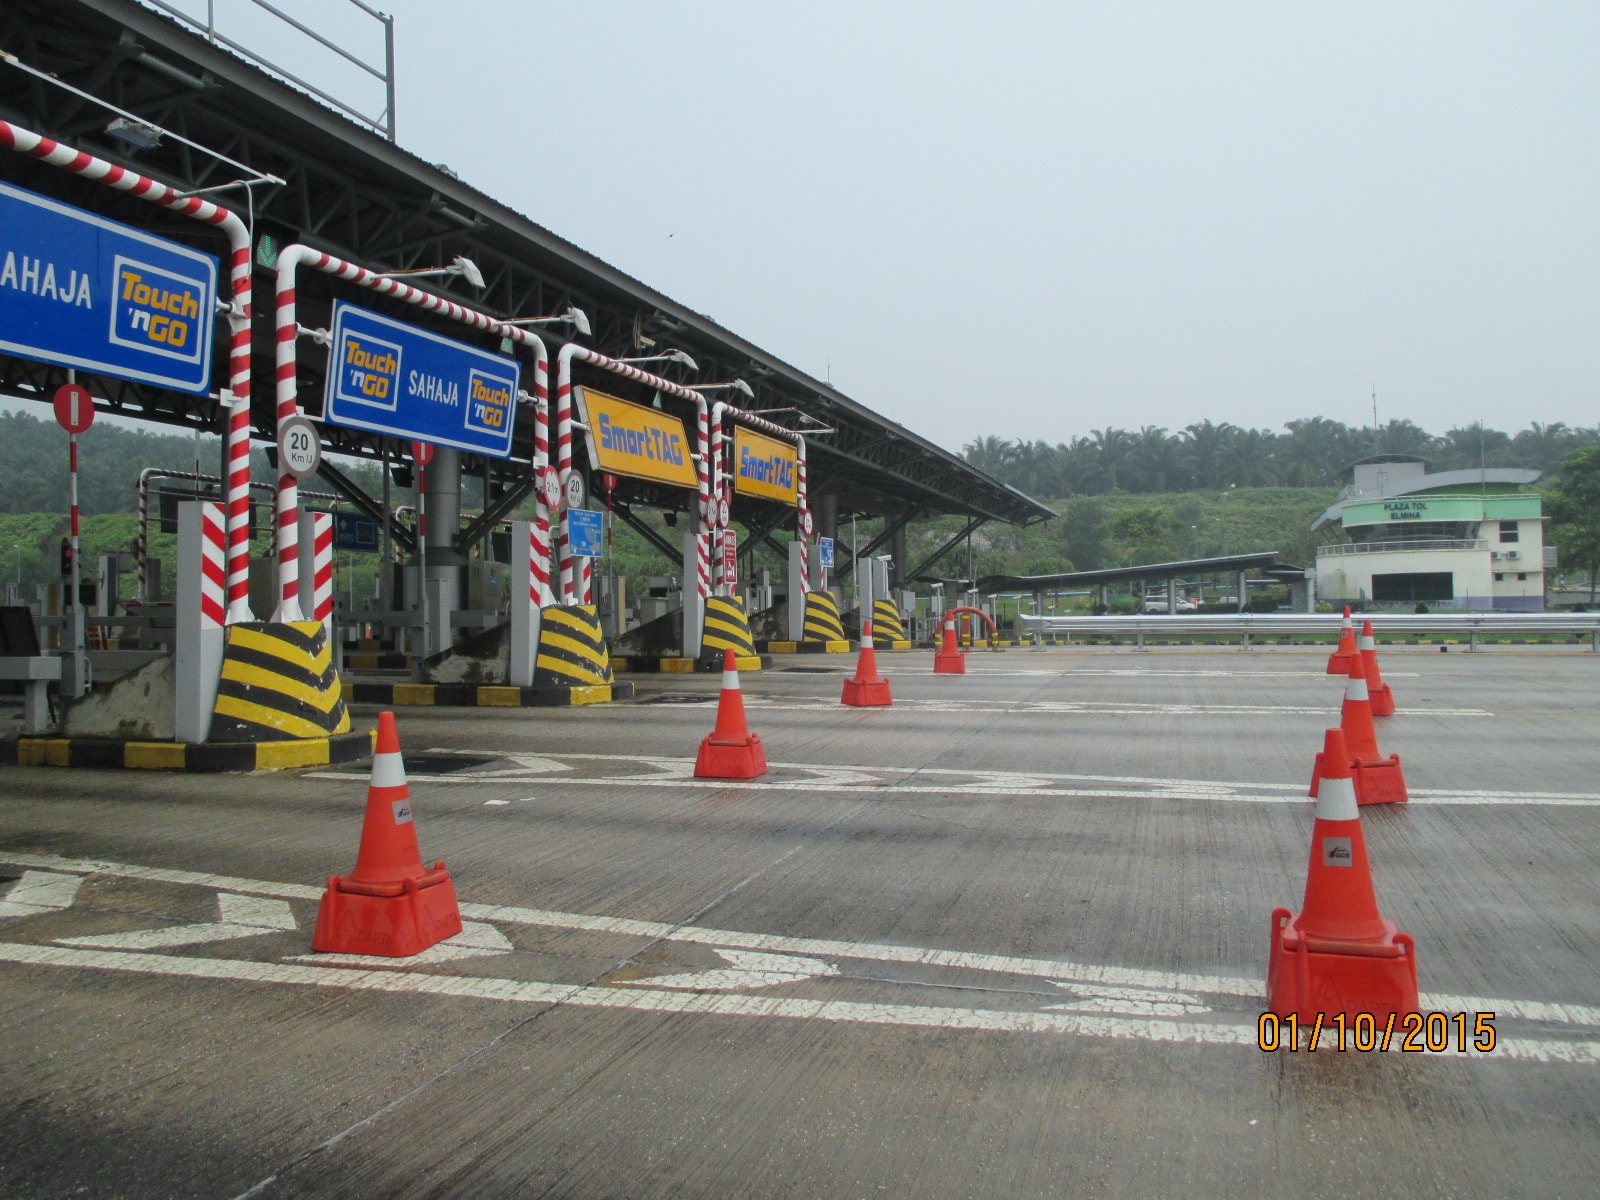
[{"xmin": 29, "ymin": 2, "xmax": 1600, "ymax": 454}]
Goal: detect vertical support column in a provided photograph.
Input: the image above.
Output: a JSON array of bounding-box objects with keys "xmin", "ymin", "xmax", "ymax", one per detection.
[
  {"xmin": 297, "ymin": 510, "xmax": 334, "ymax": 645},
  {"xmin": 1236, "ymin": 570, "xmax": 1248, "ymax": 613},
  {"xmin": 788, "ymin": 541, "xmax": 807, "ymax": 642},
  {"xmin": 682, "ymin": 526, "xmax": 705, "ymax": 659},
  {"xmin": 1166, "ymin": 577, "xmax": 1178, "ymax": 614},
  {"xmin": 175, "ymin": 501, "xmax": 226, "ymax": 743},
  {"xmin": 509, "ymin": 520, "xmax": 540, "ymax": 687}
]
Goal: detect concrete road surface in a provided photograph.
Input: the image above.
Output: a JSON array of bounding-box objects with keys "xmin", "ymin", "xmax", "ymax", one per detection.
[{"xmin": 2, "ymin": 646, "xmax": 1598, "ymax": 1198}]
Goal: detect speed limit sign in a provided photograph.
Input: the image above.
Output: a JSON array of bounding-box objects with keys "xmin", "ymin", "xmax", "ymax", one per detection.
[
  {"xmin": 799, "ymin": 508, "xmax": 814, "ymax": 537},
  {"xmin": 279, "ymin": 415, "xmax": 322, "ymax": 479},
  {"xmin": 718, "ymin": 496, "xmax": 730, "ymax": 527}
]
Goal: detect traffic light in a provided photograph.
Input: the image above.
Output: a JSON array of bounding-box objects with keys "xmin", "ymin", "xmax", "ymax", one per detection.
[{"xmin": 59, "ymin": 537, "xmax": 73, "ymax": 579}]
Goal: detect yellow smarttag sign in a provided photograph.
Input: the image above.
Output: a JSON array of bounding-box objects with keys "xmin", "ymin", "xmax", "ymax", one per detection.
[
  {"xmin": 733, "ymin": 426, "xmax": 799, "ymax": 505},
  {"xmin": 575, "ymin": 387, "xmax": 697, "ymax": 489}
]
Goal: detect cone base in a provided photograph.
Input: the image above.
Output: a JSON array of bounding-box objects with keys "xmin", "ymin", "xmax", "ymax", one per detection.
[
  {"xmin": 842, "ymin": 677, "xmax": 893, "ymax": 706},
  {"xmin": 1267, "ymin": 907, "xmax": 1419, "ymax": 1025},
  {"xmin": 1326, "ymin": 649, "xmax": 1359, "ymax": 674},
  {"xmin": 1369, "ymin": 683, "xmax": 1396, "ymax": 717},
  {"xmin": 310, "ymin": 869, "xmax": 462, "ymax": 957},
  {"xmin": 1310, "ymin": 753, "xmax": 1408, "ymax": 805},
  {"xmin": 694, "ymin": 732, "xmax": 767, "ymax": 779},
  {"xmin": 933, "ymin": 652, "xmax": 966, "ymax": 675}
]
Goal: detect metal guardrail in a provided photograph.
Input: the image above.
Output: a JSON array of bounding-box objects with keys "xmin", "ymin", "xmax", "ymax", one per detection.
[
  {"xmin": 1015, "ymin": 611, "xmax": 1600, "ymax": 650},
  {"xmin": 1317, "ymin": 539, "xmax": 1486, "ymax": 556}
]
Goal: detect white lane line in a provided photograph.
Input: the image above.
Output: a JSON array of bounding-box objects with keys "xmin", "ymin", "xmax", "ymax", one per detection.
[
  {"xmin": 59, "ymin": 894, "xmax": 296, "ymax": 950},
  {"xmin": 314, "ymin": 750, "xmax": 1600, "ymax": 807},
  {"xmin": 747, "ymin": 698, "xmax": 1493, "ymax": 717},
  {"xmin": 876, "ymin": 669, "xmax": 1422, "ymax": 679},
  {"xmin": 5, "ymin": 851, "xmax": 1599, "ymax": 1030},
  {"xmin": 0, "ymin": 870, "xmax": 84, "ymax": 918},
  {"xmin": 0, "ymin": 941, "xmax": 1592, "ymax": 1065},
  {"xmin": 620, "ymin": 948, "xmax": 838, "ymax": 992}
]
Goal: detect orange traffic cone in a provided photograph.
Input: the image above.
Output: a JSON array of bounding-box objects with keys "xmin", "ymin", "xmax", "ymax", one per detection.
[
  {"xmin": 1310, "ymin": 654, "xmax": 1407, "ymax": 806},
  {"xmin": 694, "ymin": 649, "xmax": 767, "ymax": 778},
  {"xmin": 933, "ymin": 613, "xmax": 965, "ymax": 675},
  {"xmin": 842, "ymin": 619, "xmax": 892, "ymax": 706},
  {"xmin": 1360, "ymin": 620, "xmax": 1395, "ymax": 716},
  {"xmin": 1268, "ymin": 727, "xmax": 1419, "ymax": 1027},
  {"xmin": 311, "ymin": 711, "xmax": 462, "ymax": 956},
  {"xmin": 1326, "ymin": 605, "xmax": 1359, "ymax": 674}
]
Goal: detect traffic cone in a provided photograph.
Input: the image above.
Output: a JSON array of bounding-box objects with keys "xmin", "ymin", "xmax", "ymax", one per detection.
[
  {"xmin": 1326, "ymin": 605, "xmax": 1360, "ymax": 674},
  {"xmin": 842, "ymin": 619, "xmax": 892, "ymax": 706},
  {"xmin": 694, "ymin": 649, "xmax": 767, "ymax": 778},
  {"xmin": 1310, "ymin": 653, "xmax": 1407, "ymax": 805},
  {"xmin": 1360, "ymin": 620, "xmax": 1395, "ymax": 716},
  {"xmin": 311, "ymin": 711, "xmax": 462, "ymax": 956},
  {"xmin": 1268, "ymin": 727, "xmax": 1419, "ymax": 1027},
  {"xmin": 933, "ymin": 613, "xmax": 965, "ymax": 675}
]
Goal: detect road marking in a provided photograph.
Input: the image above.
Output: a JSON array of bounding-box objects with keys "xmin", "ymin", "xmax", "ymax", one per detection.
[
  {"xmin": 287, "ymin": 920, "xmax": 512, "ymax": 968},
  {"xmin": 0, "ymin": 940, "xmax": 1594, "ymax": 1064},
  {"xmin": 4, "ymin": 851, "xmax": 1598, "ymax": 1034},
  {"xmin": 621, "ymin": 948, "xmax": 839, "ymax": 991},
  {"xmin": 881, "ymin": 668, "xmax": 1423, "ymax": 679},
  {"xmin": 59, "ymin": 893, "xmax": 296, "ymax": 950},
  {"xmin": 0, "ymin": 870, "xmax": 83, "ymax": 918},
  {"xmin": 308, "ymin": 751, "xmax": 1600, "ymax": 807},
  {"xmin": 1045, "ymin": 982, "xmax": 1210, "ymax": 1016},
  {"xmin": 746, "ymin": 697, "xmax": 1493, "ymax": 717}
]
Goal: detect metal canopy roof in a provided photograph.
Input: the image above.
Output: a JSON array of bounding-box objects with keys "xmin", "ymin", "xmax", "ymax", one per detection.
[
  {"xmin": 0, "ymin": 0, "xmax": 1052, "ymax": 530},
  {"xmin": 952, "ymin": 552, "xmax": 1302, "ymax": 594}
]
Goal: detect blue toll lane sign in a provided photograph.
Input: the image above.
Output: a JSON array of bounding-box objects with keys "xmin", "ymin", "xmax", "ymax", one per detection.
[
  {"xmin": 322, "ymin": 301, "xmax": 520, "ymax": 458},
  {"xmin": 818, "ymin": 537, "xmax": 835, "ymax": 569},
  {"xmin": 0, "ymin": 181, "xmax": 218, "ymax": 393},
  {"xmin": 331, "ymin": 511, "xmax": 380, "ymax": 552},
  {"xmin": 566, "ymin": 508, "xmax": 604, "ymax": 558}
]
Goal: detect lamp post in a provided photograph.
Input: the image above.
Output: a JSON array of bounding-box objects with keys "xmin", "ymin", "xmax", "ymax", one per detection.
[{"xmin": 10, "ymin": 543, "xmax": 20, "ymax": 603}]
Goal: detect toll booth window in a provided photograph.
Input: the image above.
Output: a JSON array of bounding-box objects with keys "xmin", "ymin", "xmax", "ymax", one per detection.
[
  {"xmin": 1518, "ymin": 572, "xmax": 1527, "ymax": 581},
  {"xmin": 1495, "ymin": 573, "xmax": 1504, "ymax": 581},
  {"xmin": 1499, "ymin": 521, "xmax": 1519, "ymax": 543}
]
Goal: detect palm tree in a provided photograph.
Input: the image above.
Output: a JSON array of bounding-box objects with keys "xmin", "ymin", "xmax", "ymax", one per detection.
[
  {"xmin": 1090, "ymin": 427, "xmax": 1137, "ymax": 492},
  {"xmin": 1181, "ymin": 420, "xmax": 1240, "ymax": 490},
  {"xmin": 1130, "ymin": 425, "xmax": 1183, "ymax": 493}
]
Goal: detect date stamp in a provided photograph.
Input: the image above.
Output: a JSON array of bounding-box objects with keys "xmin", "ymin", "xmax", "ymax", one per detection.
[{"xmin": 1257, "ymin": 1011, "xmax": 1497, "ymax": 1053}]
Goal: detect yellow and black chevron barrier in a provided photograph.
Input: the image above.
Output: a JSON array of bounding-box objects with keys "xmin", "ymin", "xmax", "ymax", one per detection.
[
  {"xmin": 701, "ymin": 594, "xmax": 763, "ymax": 670},
  {"xmin": 871, "ymin": 599, "xmax": 912, "ymax": 649},
  {"xmin": 535, "ymin": 604, "xmax": 615, "ymax": 687},
  {"xmin": 801, "ymin": 590, "xmax": 849, "ymax": 652},
  {"xmin": 211, "ymin": 621, "xmax": 352, "ymax": 742}
]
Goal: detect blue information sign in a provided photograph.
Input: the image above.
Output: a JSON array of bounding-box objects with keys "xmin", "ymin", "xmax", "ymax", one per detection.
[
  {"xmin": 567, "ymin": 508, "xmax": 604, "ymax": 558},
  {"xmin": 322, "ymin": 301, "xmax": 521, "ymax": 458},
  {"xmin": 331, "ymin": 511, "xmax": 380, "ymax": 552},
  {"xmin": 0, "ymin": 181, "xmax": 218, "ymax": 393},
  {"xmin": 818, "ymin": 536, "xmax": 835, "ymax": 569}
]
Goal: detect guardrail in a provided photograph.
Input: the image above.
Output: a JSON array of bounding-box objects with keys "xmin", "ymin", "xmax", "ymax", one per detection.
[{"xmin": 1014, "ymin": 611, "xmax": 1600, "ymax": 651}]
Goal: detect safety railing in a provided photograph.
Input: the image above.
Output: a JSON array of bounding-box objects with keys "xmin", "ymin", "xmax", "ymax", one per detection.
[
  {"xmin": 1015, "ymin": 611, "xmax": 1600, "ymax": 651},
  {"xmin": 1317, "ymin": 539, "xmax": 1486, "ymax": 557}
]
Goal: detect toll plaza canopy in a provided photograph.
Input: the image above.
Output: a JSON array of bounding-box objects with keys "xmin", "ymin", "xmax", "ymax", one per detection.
[
  {"xmin": 941, "ymin": 553, "xmax": 1307, "ymax": 596},
  {"xmin": 0, "ymin": 0, "xmax": 1052, "ymax": 546}
]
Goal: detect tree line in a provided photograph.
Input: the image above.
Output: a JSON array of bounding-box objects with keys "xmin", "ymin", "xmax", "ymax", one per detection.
[{"xmin": 962, "ymin": 418, "xmax": 1600, "ymax": 499}]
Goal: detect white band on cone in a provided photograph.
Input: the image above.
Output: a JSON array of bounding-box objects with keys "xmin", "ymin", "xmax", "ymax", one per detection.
[
  {"xmin": 1345, "ymin": 675, "xmax": 1370, "ymax": 701},
  {"xmin": 1315, "ymin": 773, "xmax": 1360, "ymax": 822},
  {"xmin": 1359, "ymin": 634, "xmax": 1375, "ymax": 650},
  {"xmin": 371, "ymin": 750, "xmax": 407, "ymax": 790},
  {"xmin": 722, "ymin": 669, "xmax": 741, "ymax": 690}
]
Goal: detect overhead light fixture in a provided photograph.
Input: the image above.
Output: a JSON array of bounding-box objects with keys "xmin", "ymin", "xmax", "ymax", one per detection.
[
  {"xmin": 105, "ymin": 117, "xmax": 162, "ymax": 150},
  {"xmin": 373, "ymin": 254, "xmax": 485, "ymax": 290},
  {"xmin": 690, "ymin": 378, "xmax": 755, "ymax": 400},
  {"xmin": 615, "ymin": 349, "xmax": 698, "ymax": 372},
  {"xmin": 501, "ymin": 304, "xmax": 591, "ymax": 337}
]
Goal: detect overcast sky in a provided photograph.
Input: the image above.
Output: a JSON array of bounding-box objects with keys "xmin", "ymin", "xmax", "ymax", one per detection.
[{"xmin": 66, "ymin": 2, "xmax": 1600, "ymax": 453}]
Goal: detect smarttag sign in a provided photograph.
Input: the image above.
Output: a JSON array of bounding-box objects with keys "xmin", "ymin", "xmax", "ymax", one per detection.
[
  {"xmin": 733, "ymin": 426, "xmax": 799, "ymax": 505},
  {"xmin": 0, "ymin": 181, "xmax": 218, "ymax": 393},
  {"xmin": 574, "ymin": 387, "xmax": 698, "ymax": 490},
  {"xmin": 323, "ymin": 301, "xmax": 520, "ymax": 458}
]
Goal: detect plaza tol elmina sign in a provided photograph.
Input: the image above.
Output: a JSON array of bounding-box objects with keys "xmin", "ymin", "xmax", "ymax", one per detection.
[{"xmin": 1383, "ymin": 500, "xmax": 1428, "ymax": 521}]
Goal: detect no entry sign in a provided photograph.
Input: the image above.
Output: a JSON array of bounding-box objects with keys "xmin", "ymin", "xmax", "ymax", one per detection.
[{"xmin": 52, "ymin": 383, "xmax": 94, "ymax": 433}]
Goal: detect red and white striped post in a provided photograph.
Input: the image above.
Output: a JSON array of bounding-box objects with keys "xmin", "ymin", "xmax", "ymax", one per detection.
[
  {"xmin": 0, "ymin": 121, "xmax": 257, "ymax": 624},
  {"xmin": 708, "ymin": 399, "xmax": 810, "ymax": 600}
]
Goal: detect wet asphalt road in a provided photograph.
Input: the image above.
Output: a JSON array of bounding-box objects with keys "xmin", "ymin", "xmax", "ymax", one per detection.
[{"xmin": 2, "ymin": 645, "xmax": 1598, "ymax": 1199}]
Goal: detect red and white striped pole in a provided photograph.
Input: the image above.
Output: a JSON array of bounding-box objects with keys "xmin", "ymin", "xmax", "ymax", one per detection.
[
  {"xmin": 707, "ymin": 400, "xmax": 809, "ymax": 598},
  {"xmin": 0, "ymin": 121, "xmax": 257, "ymax": 624}
]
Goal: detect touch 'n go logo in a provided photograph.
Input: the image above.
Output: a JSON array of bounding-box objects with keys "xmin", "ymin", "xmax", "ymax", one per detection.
[
  {"xmin": 464, "ymin": 368, "xmax": 514, "ymax": 435},
  {"xmin": 109, "ymin": 256, "xmax": 207, "ymax": 365},
  {"xmin": 334, "ymin": 331, "xmax": 403, "ymax": 412}
]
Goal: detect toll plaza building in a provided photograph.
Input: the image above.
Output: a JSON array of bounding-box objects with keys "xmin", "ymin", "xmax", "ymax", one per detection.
[{"xmin": 1313, "ymin": 454, "xmax": 1546, "ymax": 612}]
